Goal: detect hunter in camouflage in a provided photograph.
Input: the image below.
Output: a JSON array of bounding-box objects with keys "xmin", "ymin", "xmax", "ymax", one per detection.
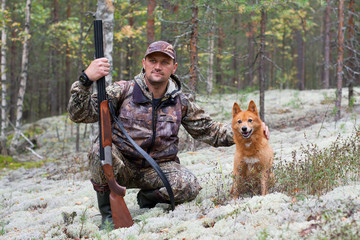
[{"xmin": 67, "ymin": 40, "xmax": 234, "ymax": 227}]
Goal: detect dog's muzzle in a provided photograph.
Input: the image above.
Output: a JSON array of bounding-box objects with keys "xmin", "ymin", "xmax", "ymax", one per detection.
[{"xmin": 241, "ymin": 127, "xmax": 253, "ymax": 139}]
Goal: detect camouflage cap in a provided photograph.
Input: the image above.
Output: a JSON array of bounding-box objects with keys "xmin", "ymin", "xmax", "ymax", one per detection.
[{"xmin": 144, "ymin": 41, "xmax": 176, "ymax": 61}]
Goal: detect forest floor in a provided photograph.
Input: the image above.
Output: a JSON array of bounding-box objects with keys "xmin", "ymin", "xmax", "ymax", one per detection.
[{"xmin": 1, "ymin": 87, "xmax": 360, "ymax": 240}]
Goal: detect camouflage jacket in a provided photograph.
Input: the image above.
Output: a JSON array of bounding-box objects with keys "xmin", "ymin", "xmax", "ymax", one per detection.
[{"xmin": 68, "ymin": 71, "xmax": 234, "ymax": 166}]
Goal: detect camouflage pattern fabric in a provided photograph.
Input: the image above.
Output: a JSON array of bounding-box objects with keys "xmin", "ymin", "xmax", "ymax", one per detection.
[
  {"xmin": 68, "ymin": 70, "xmax": 234, "ymax": 202},
  {"xmin": 89, "ymin": 142, "xmax": 201, "ymax": 204}
]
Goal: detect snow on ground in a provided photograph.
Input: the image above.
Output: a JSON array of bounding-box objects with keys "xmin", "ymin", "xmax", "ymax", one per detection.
[{"xmin": 0, "ymin": 87, "xmax": 360, "ymax": 240}]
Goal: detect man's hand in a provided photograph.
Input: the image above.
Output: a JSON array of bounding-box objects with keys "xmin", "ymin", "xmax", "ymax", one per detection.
[
  {"xmin": 84, "ymin": 57, "xmax": 110, "ymax": 81},
  {"xmin": 262, "ymin": 122, "xmax": 270, "ymax": 140}
]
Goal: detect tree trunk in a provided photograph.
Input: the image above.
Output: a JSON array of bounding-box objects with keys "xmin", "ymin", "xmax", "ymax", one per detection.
[
  {"xmin": 126, "ymin": 0, "xmax": 134, "ymax": 80},
  {"xmin": 146, "ymin": 0, "xmax": 156, "ymax": 45},
  {"xmin": 323, "ymin": 0, "xmax": 331, "ymax": 88},
  {"xmin": 216, "ymin": 26, "xmax": 224, "ymax": 91},
  {"xmin": 75, "ymin": 1, "xmax": 85, "ymax": 152},
  {"xmin": 189, "ymin": 0, "xmax": 198, "ymax": 93},
  {"xmin": 1, "ymin": 0, "xmax": 7, "ymax": 155},
  {"xmin": 9, "ymin": 4, "xmax": 17, "ymax": 124},
  {"xmin": 296, "ymin": 29, "xmax": 305, "ymax": 90},
  {"xmin": 335, "ymin": 0, "xmax": 344, "ymax": 122},
  {"xmin": 233, "ymin": 13, "xmax": 241, "ymax": 90},
  {"xmin": 50, "ymin": 0, "xmax": 59, "ymax": 116},
  {"xmin": 206, "ymin": 26, "xmax": 214, "ymax": 95},
  {"xmin": 10, "ymin": 0, "xmax": 31, "ymax": 152},
  {"xmin": 247, "ymin": 11, "xmax": 255, "ymax": 88},
  {"xmin": 64, "ymin": 0, "xmax": 71, "ymax": 112},
  {"xmin": 259, "ymin": 9, "xmax": 266, "ymax": 122},
  {"xmin": 96, "ymin": 0, "xmax": 115, "ymax": 85},
  {"xmin": 347, "ymin": 0, "xmax": 355, "ymax": 106}
]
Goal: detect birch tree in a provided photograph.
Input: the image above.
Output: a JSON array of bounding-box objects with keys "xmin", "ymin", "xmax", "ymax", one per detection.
[
  {"xmin": 1, "ymin": 0, "xmax": 7, "ymax": 155},
  {"xmin": 10, "ymin": 0, "xmax": 31, "ymax": 152},
  {"xmin": 96, "ymin": 0, "xmax": 115, "ymax": 85}
]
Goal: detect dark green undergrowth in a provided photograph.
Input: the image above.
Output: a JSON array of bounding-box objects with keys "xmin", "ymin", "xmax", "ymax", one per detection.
[
  {"xmin": 0, "ymin": 155, "xmax": 53, "ymax": 170},
  {"xmin": 274, "ymin": 127, "xmax": 360, "ymax": 197}
]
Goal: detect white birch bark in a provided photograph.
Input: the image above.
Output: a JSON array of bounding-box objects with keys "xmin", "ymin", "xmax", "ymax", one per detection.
[
  {"xmin": 0, "ymin": 0, "xmax": 7, "ymax": 154},
  {"xmin": 1, "ymin": 0, "xmax": 7, "ymax": 138},
  {"xmin": 10, "ymin": 0, "xmax": 31, "ymax": 152},
  {"xmin": 96, "ymin": 0, "xmax": 114, "ymax": 85}
]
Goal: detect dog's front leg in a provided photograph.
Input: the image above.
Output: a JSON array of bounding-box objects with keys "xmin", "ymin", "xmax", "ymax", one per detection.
[
  {"xmin": 260, "ymin": 169, "xmax": 269, "ymax": 196},
  {"xmin": 230, "ymin": 171, "xmax": 241, "ymax": 199}
]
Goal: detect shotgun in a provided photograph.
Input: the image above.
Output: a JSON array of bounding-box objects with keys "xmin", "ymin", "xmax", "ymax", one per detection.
[{"xmin": 94, "ymin": 20, "xmax": 133, "ymax": 228}]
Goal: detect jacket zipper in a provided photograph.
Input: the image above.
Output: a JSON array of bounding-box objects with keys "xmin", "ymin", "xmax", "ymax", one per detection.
[{"xmin": 143, "ymin": 99, "xmax": 161, "ymax": 167}]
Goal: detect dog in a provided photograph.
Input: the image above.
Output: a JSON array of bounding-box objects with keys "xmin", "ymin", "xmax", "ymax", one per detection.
[{"xmin": 230, "ymin": 100, "xmax": 274, "ymax": 198}]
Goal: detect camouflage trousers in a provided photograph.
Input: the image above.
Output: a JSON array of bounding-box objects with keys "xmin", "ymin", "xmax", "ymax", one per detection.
[{"xmin": 89, "ymin": 143, "xmax": 202, "ymax": 204}]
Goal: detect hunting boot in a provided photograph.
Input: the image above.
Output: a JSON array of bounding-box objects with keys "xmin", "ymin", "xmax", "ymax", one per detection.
[
  {"xmin": 91, "ymin": 180, "xmax": 113, "ymax": 229},
  {"xmin": 97, "ymin": 191, "xmax": 113, "ymax": 229},
  {"xmin": 137, "ymin": 189, "xmax": 169, "ymax": 208}
]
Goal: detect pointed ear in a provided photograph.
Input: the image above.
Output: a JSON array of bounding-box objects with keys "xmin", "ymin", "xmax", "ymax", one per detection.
[
  {"xmin": 233, "ymin": 102, "xmax": 241, "ymax": 117},
  {"xmin": 247, "ymin": 100, "xmax": 258, "ymax": 116}
]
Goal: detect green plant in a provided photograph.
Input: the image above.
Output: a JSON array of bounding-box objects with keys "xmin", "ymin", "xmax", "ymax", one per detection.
[
  {"xmin": 137, "ymin": 216, "xmax": 148, "ymax": 234},
  {"xmin": 79, "ymin": 208, "xmax": 87, "ymax": 238},
  {"xmin": 0, "ymin": 155, "xmax": 54, "ymax": 170},
  {"xmin": 104, "ymin": 220, "xmax": 114, "ymax": 239},
  {"xmin": 257, "ymin": 228, "xmax": 270, "ymax": 240},
  {"xmin": 274, "ymin": 129, "xmax": 360, "ymax": 196},
  {"xmin": 0, "ymin": 221, "xmax": 5, "ymax": 235}
]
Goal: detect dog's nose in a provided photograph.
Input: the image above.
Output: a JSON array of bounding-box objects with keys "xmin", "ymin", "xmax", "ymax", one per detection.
[{"xmin": 242, "ymin": 126, "xmax": 247, "ymax": 132}]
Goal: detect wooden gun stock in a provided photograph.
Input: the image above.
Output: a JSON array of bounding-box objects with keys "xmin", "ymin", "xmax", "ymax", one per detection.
[
  {"xmin": 100, "ymin": 100, "xmax": 126, "ymax": 197},
  {"xmin": 95, "ymin": 20, "xmax": 133, "ymax": 229}
]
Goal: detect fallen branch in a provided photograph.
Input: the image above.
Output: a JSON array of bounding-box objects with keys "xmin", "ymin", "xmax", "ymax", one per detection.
[{"xmin": 6, "ymin": 117, "xmax": 44, "ymax": 159}]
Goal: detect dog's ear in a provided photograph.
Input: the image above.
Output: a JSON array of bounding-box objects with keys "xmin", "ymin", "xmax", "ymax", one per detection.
[
  {"xmin": 247, "ymin": 100, "xmax": 258, "ymax": 115},
  {"xmin": 233, "ymin": 102, "xmax": 241, "ymax": 117}
]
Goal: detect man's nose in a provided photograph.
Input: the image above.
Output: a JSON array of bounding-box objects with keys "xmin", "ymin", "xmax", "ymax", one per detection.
[{"xmin": 153, "ymin": 62, "xmax": 162, "ymax": 70}]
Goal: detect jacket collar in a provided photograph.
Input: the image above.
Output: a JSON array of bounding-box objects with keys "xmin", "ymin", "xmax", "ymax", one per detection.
[{"xmin": 133, "ymin": 70, "xmax": 182, "ymax": 104}]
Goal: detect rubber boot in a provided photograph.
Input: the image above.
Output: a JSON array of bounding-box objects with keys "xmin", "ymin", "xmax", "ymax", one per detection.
[
  {"xmin": 137, "ymin": 189, "xmax": 168, "ymax": 208},
  {"xmin": 96, "ymin": 191, "xmax": 113, "ymax": 230}
]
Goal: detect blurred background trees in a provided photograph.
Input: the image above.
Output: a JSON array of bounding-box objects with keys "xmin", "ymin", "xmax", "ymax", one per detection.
[{"xmin": 0, "ymin": 0, "xmax": 358, "ymax": 124}]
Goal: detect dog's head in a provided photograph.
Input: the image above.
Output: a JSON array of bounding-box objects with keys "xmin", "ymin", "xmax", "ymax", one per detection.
[{"xmin": 232, "ymin": 100, "xmax": 261, "ymax": 139}]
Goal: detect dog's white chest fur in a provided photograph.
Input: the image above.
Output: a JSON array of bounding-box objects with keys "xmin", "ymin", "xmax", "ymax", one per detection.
[{"xmin": 243, "ymin": 157, "xmax": 259, "ymax": 164}]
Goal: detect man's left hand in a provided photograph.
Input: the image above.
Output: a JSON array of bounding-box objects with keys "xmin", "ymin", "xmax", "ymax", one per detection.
[{"xmin": 262, "ymin": 122, "xmax": 270, "ymax": 140}]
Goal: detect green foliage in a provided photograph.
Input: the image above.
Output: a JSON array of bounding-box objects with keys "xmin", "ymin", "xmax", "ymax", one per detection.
[
  {"xmin": 0, "ymin": 155, "xmax": 53, "ymax": 170},
  {"xmin": 79, "ymin": 208, "xmax": 88, "ymax": 239},
  {"xmin": 257, "ymin": 228, "xmax": 270, "ymax": 240},
  {"xmin": 285, "ymin": 91, "xmax": 302, "ymax": 109},
  {"xmin": 274, "ymin": 129, "xmax": 360, "ymax": 196},
  {"xmin": 0, "ymin": 221, "xmax": 5, "ymax": 236}
]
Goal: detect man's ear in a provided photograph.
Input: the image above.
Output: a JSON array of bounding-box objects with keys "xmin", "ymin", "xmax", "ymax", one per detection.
[
  {"xmin": 172, "ymin": 62, "xmax": 178, "ymax": 74},
  {"xmin": 142, "ymin": 58, "xmax": 146, "ymax": 70}
]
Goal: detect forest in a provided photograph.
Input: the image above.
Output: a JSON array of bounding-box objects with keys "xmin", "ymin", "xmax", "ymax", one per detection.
[{"xmin": 0, "ymin": 0, "xmax": 359, "ymax": 151}]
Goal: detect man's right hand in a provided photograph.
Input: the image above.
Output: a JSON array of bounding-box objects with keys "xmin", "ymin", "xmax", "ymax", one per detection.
[{"xmin": 84, "ymin": 57, "xmax": 110, "ymax": 81}]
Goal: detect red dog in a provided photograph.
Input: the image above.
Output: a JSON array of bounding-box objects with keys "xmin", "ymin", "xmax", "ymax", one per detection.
[{"xmin": 230, "ymin": 100, "xmax": 274, "ymax": 198}]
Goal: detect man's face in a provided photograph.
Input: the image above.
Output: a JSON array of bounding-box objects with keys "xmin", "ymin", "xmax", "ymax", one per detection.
[{"xmin": 142, "ymin": 52, "xmax": 177, "ymax": 87}]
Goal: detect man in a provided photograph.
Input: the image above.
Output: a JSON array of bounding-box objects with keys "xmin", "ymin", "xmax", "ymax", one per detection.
[{"xmin": 68, "ymin": 41, "xmax": 268, "ymax": 227}]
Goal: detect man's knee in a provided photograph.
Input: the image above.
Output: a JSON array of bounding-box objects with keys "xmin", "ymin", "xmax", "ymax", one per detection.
[
  {"xmin": 88, "ymin": 143, "xmax": 126, "ymax": 185},
  {"xmin": 165, "ymin": 167, "xmax": 202, "ymax": 204}
]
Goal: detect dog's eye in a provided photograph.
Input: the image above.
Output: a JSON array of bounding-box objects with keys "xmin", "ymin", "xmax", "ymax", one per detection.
[
  {"xmin": 248, "ymin": 119, "xmax": 253, "ymax": 123},
  {"xmin": 237, "ymin": 120, "xmax": 242, "ymax": 124}
]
